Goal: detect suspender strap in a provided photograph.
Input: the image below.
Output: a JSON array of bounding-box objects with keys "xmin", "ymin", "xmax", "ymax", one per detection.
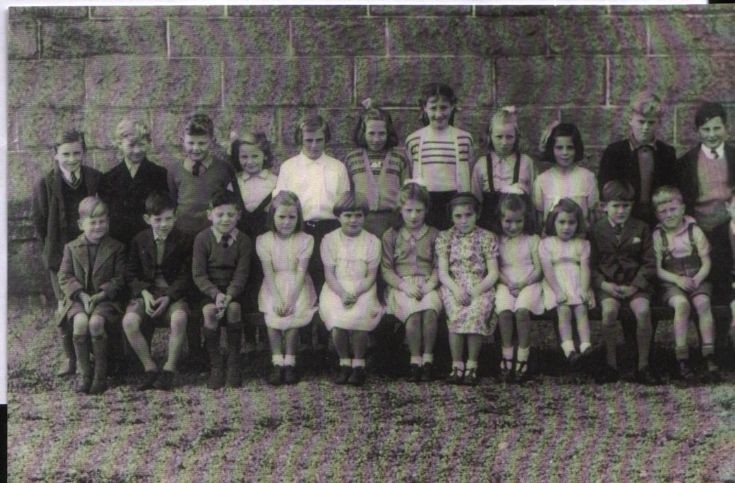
[{"xmin": 688, "ymin": 222, "xmax": 698, "ymax": 256}]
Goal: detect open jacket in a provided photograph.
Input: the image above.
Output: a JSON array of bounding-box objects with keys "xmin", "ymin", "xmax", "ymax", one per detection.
[{"xmin": 676, "ymin": 142, "xmax": 735, "ymax": 215}]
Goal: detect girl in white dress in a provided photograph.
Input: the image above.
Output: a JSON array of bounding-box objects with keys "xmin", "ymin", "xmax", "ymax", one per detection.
[
  {"xmin": 320, "ymin": 192, "xmax": 384, "ymax": 386},
  {"xmin": 539, "ymin": 198, "xmax": 595, "ymax": 366},
  {"xmin": 256, "ymin": 191, "xmax": 317, "ymax": 385},
  {"xmin": 494, "ymin": 193, "xmax": 544, "ymax": 383}
]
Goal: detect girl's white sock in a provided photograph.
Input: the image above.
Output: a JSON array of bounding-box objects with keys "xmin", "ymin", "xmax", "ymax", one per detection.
[
  {"xmin": 422, "ymin": 353, "xmax": 434, "ymax": 365},
  {"xmin": 352, "ymin": 358, "xmax": 366, "ymax": 368},
  {"xmin": 579, "ymin": 342, "xmax": 591, "ymax": 354},
  {"xmin": 339, "ymin": 358, "xmax": 351, "ymax": 367},
  {"xmin": 283, "ymin": 354, "xmax": 296, "ymax": 366},
  {"xmin": 272, "ymin": 354, "xmax": 285, "ymax": 366},
  {"xmin": 517, "ymin": 347, "xmax": 530, "ymax": 362},
  {"xmin": 561, "ymin": 340, "xmax": 575, "ymax": 357},
  {"xmin": 452, "ymin": 361, "xmax": 465, "ymax": 371},
  {"xmin": 410, "ymin": 356, "xmax": 423, "ymax": 366},
  {"xmin": 502, "ymin": 346, "xmax": 514, "ymax": 360},
  {"xmin": 466, "ymin": 360, "xmax": 478, "ymax": 370}
]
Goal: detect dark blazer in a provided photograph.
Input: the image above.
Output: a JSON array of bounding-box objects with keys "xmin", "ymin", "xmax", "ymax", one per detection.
[
  {"xmin": 32, "ymin": 165, "xmax": 102, "ymax": 271},
  {"xmin": 126, "ymin": 227, "xmax": 193, "ymax": 302},
  {"xmin": 99, "ymin": 158, "xmax": 168, "ymax": 246},
  {"xmin": 57, "ymin": 234, "xmax": 127, "ymax": 323},
  {"xmin": 589, "ymin": 217, "xmax": 656, "ymax": 292},
  {"xmin": 676, "ymin": 142, "xmax": 735, "ymax": 215},
  {"xmin": 598, "ymin": 139, "xmax": 677, "ymax": 200}
]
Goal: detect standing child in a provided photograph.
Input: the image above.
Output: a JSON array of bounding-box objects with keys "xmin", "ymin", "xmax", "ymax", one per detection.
[
  {"xmin": 229, "ymin": 132, "xmax": 278, "ymax": 355},
  {"xmin": 540, "ymin": 199, "xmax": 595, "ymax": 366},
  {"xmin": 257, "ymin": 191, "xmax": 318, "ymax": 386},
  {"xmin": 319, "ymin": 192, "xmax": 384, "ymax": 386},
  {"xmin": 57, "ymin": 197, "xmax": 126, "ymax": 394},
  {"xmin": 344, "ymin": 99, "xmax": 410, "ymax": 238},
  {"xmin": 534, "ymin": 122, "xmax": 599, "ymax": 228},
  {"xmin": 436, "ymin": 193, "xmax": 499, "ymax": 386},
  {"xmin": 123, "ymin": 192, "xmax": 192, "ymax": 391},
  {"xmin": 590, "ymin": 181, "xmax": 658, "ymax": 385},
  {"xmin": 472, "ymin": 106, "xmax": 537, "ymax": 230},
  {"xmin": 192, "ymin": 191, "xmax": 252, "ymax": 389},
  {"xmin": 651, "ymin": 186, "xmax": 719, "ymax": 381},
  {"xmin": 494, "ymin": 193, "xmax": 544, "ymax": 383},
  {"xmin": 32, "ymin": 130, "xmax": 102, "ymax": 376},
  {"xmin": 381, "ymin": 182, "xmax": 442, "ymax": 382},
  {"xmin": 406, "ymin": 83, "xmax": 475, "ymax": 230},
  {"xmin": 727, "ymin": 188, "xmax": 735, "ymax": 349}
]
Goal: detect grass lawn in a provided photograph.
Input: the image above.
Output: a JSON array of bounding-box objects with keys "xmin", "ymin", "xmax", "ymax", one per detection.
[{"xmin": 8, "ymin": 296, "xmax": 735, "ymax": 481}]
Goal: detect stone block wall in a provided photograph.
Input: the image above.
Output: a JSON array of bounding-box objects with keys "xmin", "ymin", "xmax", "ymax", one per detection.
[{"xmin": 7, "ymin": 4, "xmax": 735, "ymax": 295}]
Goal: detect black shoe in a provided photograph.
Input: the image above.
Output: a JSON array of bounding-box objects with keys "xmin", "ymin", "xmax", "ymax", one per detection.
[
  {"xmin": 408, "ymin": 364, "xmax": 422, "ymax": 383},
  {"xmin": 635, "ymin": 366, "xmax": 660, "ymax": 386},
  {"xmin": 138, "ymin": 370, "xmax": 159, "ymax": 391},
  {"xmin": 463, "ymin": 368, "xmax": 479, "ymax": 386},
  {"xmin": 283, "ymin": 366, "xmax": 299, "ymax": 385},
  {"xmin": 268, "ymin": 366, "xmax": 283, "ymax": 386},
  {"xmin": 207, "ymin": 366, "xmax": 225, "ymax": 390},
  {"xmin": 595, "ymin": 365, "xmax": 620, "ymax": 385},
  {"xmin": 514, "ymin": 361, "xmax": 530, "ymax": 384},
  {"xmin": 499, "ymin": 358, "xmax": 514, "ymax": 383},
  {"xmin": 567, "ymin": 351, "xmax": 581, "ymax": 367},
  {"xmin": 75, "ymin": 374, "xmax": 93, "ymax": 394},
  {"xmin": 153, "ymin": 370, "xmax": 175, "ymax": 391},
  {"xmin": 446, "ymin": 367, "xmax": 464, "ymax": 385},
  {"xmin": 704, "ymin": 356, "xmax": 721, "ymax": 383},
  {"xmin": 348, "ymin": 367, "xmax": 366, "ymax": 386},
  {"xmin": 335, "ymin": 366, "xmax": 352, "ymax": 385},
  {"xmin": 420, "ymin": 363, "xmax": 435, "ymax": 382},
  {"xmin": 678, "ymin": 359, "xmax": 695, "ymax": 381}
]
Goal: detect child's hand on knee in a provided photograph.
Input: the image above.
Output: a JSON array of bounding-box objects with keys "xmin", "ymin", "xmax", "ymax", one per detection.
[
  {"xmin": 78, "ymin": 292, "xmax": 92, "ymax": 314},
  {"xmin": 141, "ymin": 290, "xmax": 157, "ymax": 315},
  {"xmin": 150, "ymin": 296, "xmax": 170, "ymax": 318},
  {"xmin": 618, "ymin": 285, "xmax": 637, "ymax": 298}
]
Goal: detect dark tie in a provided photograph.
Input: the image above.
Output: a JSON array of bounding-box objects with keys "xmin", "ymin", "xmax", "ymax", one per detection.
[
  {"xmin": 70, "ymin": 171, "xmax": 79, "ymax": 186},
  {"xmin": 614, "ymin": 224, "xmax": 623, "ymax": 236},
  {"xmin": 155, "ymin": 238, "xmax": 165, "ymax": 265},
  {"xmin": 192, "ymin": 161, "xmax": 203, "ymax": 176},
  {"xmin": 221, "ymin": 233, "xmax": 231, "ymax": 247},
  {"xmin": 711, "ymin": 148, "xmax": 719, "ymax": 159}
]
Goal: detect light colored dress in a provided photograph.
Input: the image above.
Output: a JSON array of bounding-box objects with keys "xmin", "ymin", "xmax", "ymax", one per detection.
[
  {"xmin": 319, "ymin": 229, "xmax": 384, "ymax": 331},
  {"xmin": 539, "ymin": 236, "xmax": 594, "ymax": 309},
  {"xmin": 256, "ymin": 231, "xmax": 317, "ymax": 330},
  {"xmin": 532, "ymin": 165, "xmax": 599, "ymax": 225},
  {"xmin": 435, "ymin": 227, "xmax": 498, "ymax": 335},
  {"xmin": 495, "ymin": 234, "xmax": 545, "ymax": 315}
]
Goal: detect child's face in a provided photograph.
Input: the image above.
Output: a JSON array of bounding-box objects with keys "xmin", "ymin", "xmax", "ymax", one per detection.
[
  {"xmin": 491, "ymin": 121, "xmax": 516, "ymax": 157},
  {"xmin": 554, "ymin": 211, "xmax": 578, "ymax": 241},
  {"xmin": 698, "ymin": 116, "xmax": 727, "ymax": 149},
  {"xmin": 274, "ymin": 204, "xmax": 298, "ymax": 237},
  {"xmin": 424, "ymin": 96, "xmax": 454, "ymax": 130},
  {"xmin": 183, "ymin": 134, "xmax": 212, "ymax": 163},
  {"xmin": 79, "ymin": 213, "xmax": 109, "ymax": 243},
  {"xmin": 628, "ymin": 112, "xmax": 658, "ymax": 145},
  {"xmin": 207, "ymin": 203, "xmax": 240, "ymax": 235},
  {"xmin": 54, "ymin": 141, "xmax": 84, "ymax": 173},
  {"xmin": 239, "ymin": 144, "xmax": 265, "ymax": 176},
  {"xmin": 451, "ymin": 204, "xmax": 477, "ymax": 234},
  {"xmin": 144, "ymin": 208, "xmax": 176, "ymax": 240},
  {"xmin": 339, "ymin": 210, "xmax": 365, "ymax": 237},
  {"xmin": 365, "ymin": 120, "xmax": 387, "ymax": 152},
  {"xmin": 400, "ymin": 199, "xmax": 427, "ymax": 231},
  {"xmin": 500, "ymin": 208, "xmax": 524, "ymax": 238},
  {"xmin": 301, "ymin": 128, "xmax": 325, "ymax": 160},
  {"xmin": 118, "ymin": 136, "xmax": 148, "ymax": 165},
  {"xmin": 553, "ymin": 136, "xmax": 576, "ymax": 168},
  {"xmin": 603, "ymin": 200, "xmax": 633, "ymax": 226},
  {"xmin": 655, "ymin": 198, "xmax": 685, "ymax": 231}
]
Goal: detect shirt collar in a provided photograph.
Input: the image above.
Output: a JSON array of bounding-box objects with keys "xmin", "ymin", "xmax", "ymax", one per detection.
[
  {"xmin": 186, "ymin": 156, "xmax": 213, "ymax": 172},
  {"xmin": 701, "ymin": 143, "xmax": 725, "ymax": 160},
  {"xmin": 211, "ymin": 227, "xmax": 237, "ymax": 243},
  {"xmin": 58, "ymin": 165, "xmax": 80, "ymax": 184},
  {"xmin": 660, "ymin": 215, "xmax": 696, "ymax": 237},
  {"xmin": 300, "ymin": 153, "xmax": 327, "ymax": 165},
  {"xmin": 399, "ymin": 225, "xmax": 429, "ymax": 242},
  {"xmin": 240, "ymin": 169, "xmax": 270, "ymax": 181},
  {"xmin": 629, "ymin": 136, "xmax": 657, "ymax": 151},
  {"xmin": 124, "ymin": 158, "xmax": 142, "ymax": 177}
]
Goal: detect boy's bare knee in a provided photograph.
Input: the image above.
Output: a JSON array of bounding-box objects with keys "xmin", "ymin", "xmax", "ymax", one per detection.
[
  {"xmin": 89, "ymin": 316, "xmax": 106, "ymax": 335},
  {"xmin": 170, "ymin": 311, "xmax": 187, "ymax": 333},
  {"xmin": 692, "ymin": 294, "xmax": 711, "ymax": 313},
  {"xmin": 73, "ymin": 313, "xmax": 89, "ymax": 334},
  {"xmin": 122, "ymin": 314, "xmax": 141, "ymax": 334}
]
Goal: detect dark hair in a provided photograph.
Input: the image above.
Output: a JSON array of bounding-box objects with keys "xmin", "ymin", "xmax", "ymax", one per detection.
[
  {"xmin": 184, "ymin": 113, "xmax": 215, "ymax": 138},
  {"xmin": 267, "ymin": 191, "xmax": 304, "ymax": 234},
  {"xmin": 418, "ymin": 83, "xmax": 457, "ymax": 126},
  {"xmin": 447, "ymin": 192, "xmax": 480, "ymax": 221},
  {"xmin": 486, "ymin": 108, "xmax": 520, "ymax": 156},
  {"xmin": 209, "ymin": 190, "xmax": 241, "ymax": 211},
  {"xmin": 230, "ymin": 132, "xmax": 274, "ymax": 173},
  {"xmin": 544, "ymin": 198, "xmax": 586, "ymax": 237},
  {"xmin": 352, "ymin": 106, "xmax": 399, "ymax": 150},
  {"xmin": 394, "ymin": 182, "xmax": 430, "ymax": 229},
  {"xmin": 333, "ymin": 191, "xmax": 369, "ymax": 218},
  {"xmin": 543, "ymin": 122, "xmax": 584, "ymax": 163},
  {"xmin": 144, "ymin": 191, "xmax": 177, "ymax": 216},
  {"xmin": 495, "ymin": 193, "xmax": 535, "ymax": 235},
  {"xmin": 53, "ymin": 129, "xmax": 86, "ymax": 153},
  {"xmin": 294, "ymin": 114, "xmax": 331, "ymax": 145},
  {"xmin": 694, "ymin": 101, "xmax": 727, "ymax": 129},
  {"xmin": 601, "ymin": 180, "xmax": 635, "ymax": 203}
]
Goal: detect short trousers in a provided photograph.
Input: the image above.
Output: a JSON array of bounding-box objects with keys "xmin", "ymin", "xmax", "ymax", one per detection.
[{"xmin": 125, "ymin": 297, "xmax": 190, "ymax": 328}]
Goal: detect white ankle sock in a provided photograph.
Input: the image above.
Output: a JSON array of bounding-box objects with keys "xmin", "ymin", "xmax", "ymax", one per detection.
[
  {"xmin": 410, "ymin": 356, "xmax": 422, "ymax": 366},
  {"xmin": 561, "ymin": 340, "xmax": 575, "ymax": 357},
  {"xmin": 352, "ymin": 358, "xmax": 365, "ymax": 368},
  {"xmin": 283, "ymin": 354, "xmax": 296, "ymax": 366},
  {"xmin": 502, "ymin": 346, "xmax": 514, "ymax": 360},
  {"xmin": 272, "ymin": 354, "xmax": 284, "ymax": 366},
  {"xmin": 422, "ymin": 353, "xmax": 434, "ymax": 365}
]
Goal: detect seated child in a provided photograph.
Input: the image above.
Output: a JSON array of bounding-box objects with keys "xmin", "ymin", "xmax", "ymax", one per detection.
[
  {"xmin": 319, "ymin": 192, "xmax": 384, "ymax": 386},
  {"xmin": 590, "ymin": 181, "xmax": 658, "ymax": 384},
  {"xmin": 725, "ymin": 188, "xmax": 735, "ymax": 348},
  {"xmin": 123, "ymin": 192, "xmax": 192, "ymax": 391},
  {"xmin": 192, "ymin": 191, "xmax": 252, "ymax": 389},
  {"xmin": 57, "ymin": 196, "xmax": 126, "ymax": 395},
  {"xmin": 652, "ymin": 186, "xmax": 719, "ymax": 381}
]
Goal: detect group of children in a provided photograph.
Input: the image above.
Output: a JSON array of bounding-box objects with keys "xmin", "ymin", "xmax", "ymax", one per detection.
[{"xmin": 31, "ymin": 83, "xmax": 734, "ymax": 394}]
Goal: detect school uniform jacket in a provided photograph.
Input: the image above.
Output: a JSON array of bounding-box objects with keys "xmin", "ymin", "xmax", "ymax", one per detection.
[
  {"xmin": 99, "ymin": 158, "xmax": 169, "ymax": 246},
  {"xmin": 676, "ymin": 142, "xmax": 735, "ymax": 215},
  {"xmin": 56, "ymin": 234, "xmax": 127, "ymax": 324},
  {"xmin": 126, "ymin": 227, "xmax": 193, "ymax": 302},
  {"xmin": 589, "ymin": 217, "xmax": 656, "ymax": 292},
  {"xmin": 597, "ymin": 139, "xmax": 678, "ymax": 200},
  {"xmin": 32, "ymin": 166, "xmax": 102, "ymax": 272}
]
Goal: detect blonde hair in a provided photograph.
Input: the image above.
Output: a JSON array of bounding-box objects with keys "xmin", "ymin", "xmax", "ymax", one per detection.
[
  {"xmin": 651, "ymin": 185, "xmax": 683, "ymax": 210},
  {"xmin": 115, "ymin": 117, "xmax": 151, "ymax": 143},
  {"xmin": 629, "ymin": 91, "xmax": 662, "ymax": 119},
  {"xmin": 78, "ymin": 196, "xmax": 108, "ymax": 219}
]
